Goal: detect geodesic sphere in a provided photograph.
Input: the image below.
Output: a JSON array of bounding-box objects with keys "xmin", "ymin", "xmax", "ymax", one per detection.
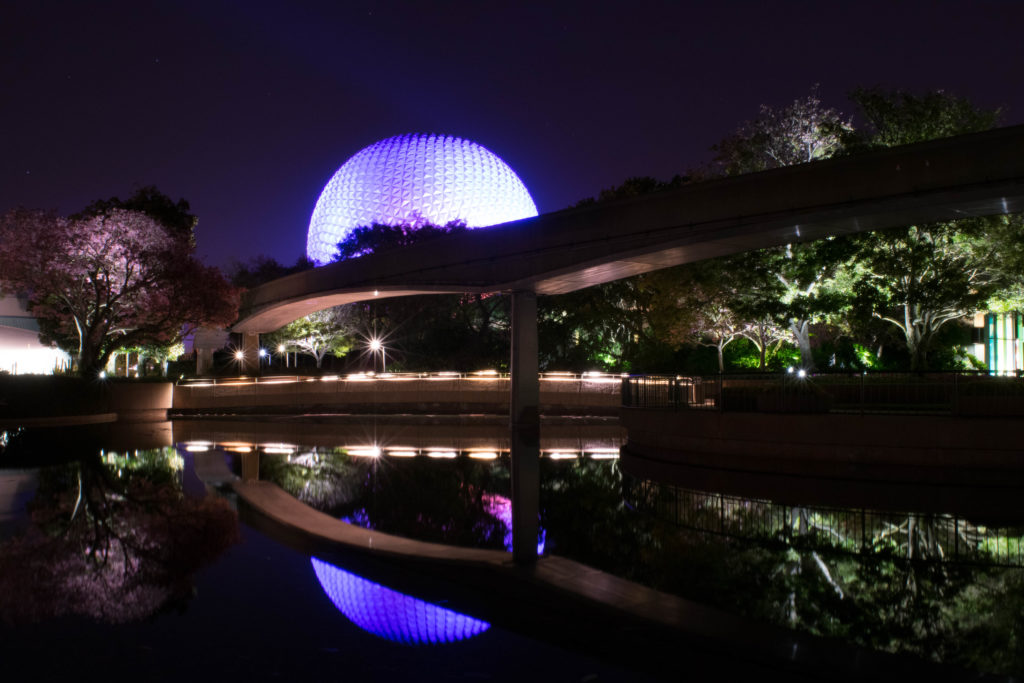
[{"xmin": 306, "ymin": 133, "xmax": 538, "ymax": 264}]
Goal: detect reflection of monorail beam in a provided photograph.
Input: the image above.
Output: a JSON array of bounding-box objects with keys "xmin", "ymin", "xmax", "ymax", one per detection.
[
  {"xmin": 626, "ymin": 479, "xmax": 1024, "ymax": 568},
  {"xmin": 172, "ymin": 418, "xmax": 623, "ymax": 456}
]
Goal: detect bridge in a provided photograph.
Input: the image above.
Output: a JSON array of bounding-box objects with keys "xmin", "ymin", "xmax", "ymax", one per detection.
[{"xmin": 233, "ymin": 125, "xmax": 1024, "ymax": 563}]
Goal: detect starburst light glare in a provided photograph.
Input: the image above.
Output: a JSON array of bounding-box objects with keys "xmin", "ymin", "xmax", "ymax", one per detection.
[{"xmin": 306, "ymin": 133, "xmax": 538, "ymax": 264}]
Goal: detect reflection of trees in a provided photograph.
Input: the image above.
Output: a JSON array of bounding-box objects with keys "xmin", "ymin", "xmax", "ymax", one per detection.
[
  {"xmin": 262, "ymin": 452, "xmax": 508, "ymax": 550},
  {"xmin": 260, "ymin": 449, "xmax": 359, "ymax": 510},
  {"xmin": 0, "ymin": 448, "xmax": 238, "ymax": 624},
  {"xmin": 621, "ymin": 478, "xmax": 1024, "ymax": 676},
  {"xmin": 539, "ymin": 459, "xmax": 659, "ymax": 576}
]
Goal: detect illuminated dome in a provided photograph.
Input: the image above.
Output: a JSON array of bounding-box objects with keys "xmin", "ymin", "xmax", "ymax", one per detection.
[
  {"xmin": 306, "ymin": 133, "xmax": 538, "ymax": 264},
  {"xmin": 311, "ymin": 557, "xmax": 490, "ymax": 645}
]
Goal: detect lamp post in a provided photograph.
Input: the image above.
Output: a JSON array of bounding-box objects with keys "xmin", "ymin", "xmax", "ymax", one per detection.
[{"xmin": 369, "ymin": 338, "xmax": 386, "ymax": 373}]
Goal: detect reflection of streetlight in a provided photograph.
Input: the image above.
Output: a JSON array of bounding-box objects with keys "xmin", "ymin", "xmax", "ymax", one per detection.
[{"xmin": 369, "ymin": 338, "xmax": 386, "ymax": 373}]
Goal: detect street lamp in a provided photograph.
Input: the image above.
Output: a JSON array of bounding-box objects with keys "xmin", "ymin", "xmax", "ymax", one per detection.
[{"xmin": 369, "ymin": 338, "xmax": 386, "ymax": 373}]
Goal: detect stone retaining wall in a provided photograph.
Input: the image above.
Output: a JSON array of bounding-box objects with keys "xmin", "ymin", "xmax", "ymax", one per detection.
[
  {"xmin": 172, "ymin": 377, "xmax": 621, "ymax": 415},
  {"xmin": 620, "ymin": 406, "xmax": 1024, "ymax": 489}
]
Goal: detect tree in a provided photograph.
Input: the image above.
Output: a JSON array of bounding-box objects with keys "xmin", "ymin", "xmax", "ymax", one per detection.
[
  {"xmin": 842, "ymin": 88, "xmax": 1014, "ymax": 370},
  {"xmin": 571, "ymin": 175, "xmax": 688, "ymax": 208},
  {"xmin": 0, "ymin": 207, "xmax": 238, "ymax": 377},
  {"xmin": 228, "ymin": 254, "xmax": 314, "ymax": 289},
  {"xmin": 73, "ymin": 185, "xmax": 198, "ymax": 248},
  {"xmin": 840, "ymin": 87, "xmax": 1000, "ymax": 151},
  {"xmin": 849, "ymin": 221, "xmax": 1005, "ymax": 370},
  {"xmin": 334, "ymin": 220, "xmax": 468, "ymax": 261},
  {"xmin": 709, "ymin": 90, "xmax": 856, "ymax": 369},
  {"xmin": 713, "ymin": 87, "xmax": 852, "ymax": 175},
  {"xmin": 264, "ymin": 307, "xmax": 355, "ymax": 368},
  {"xmin": 330, "ymin": 221, "xmax": 513, "ymax": 372}
]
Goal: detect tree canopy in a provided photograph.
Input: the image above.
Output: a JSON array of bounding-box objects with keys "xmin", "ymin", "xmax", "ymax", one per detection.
[
  {"xmin": 263, "ymin": 307, "xmax": 356, "ymax": 368},
  {"xmin": 73, "ymin": 185, "xmax": 198, "ymax": 248},
  {"xmin": 0, "ymin": 203, "xmax": 238, "ymax": 377}
]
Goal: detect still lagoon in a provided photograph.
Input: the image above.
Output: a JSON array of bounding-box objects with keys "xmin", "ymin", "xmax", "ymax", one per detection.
[{"xmin": 1, "ymin": 418, "xmax": 1021, "ymax": 680}]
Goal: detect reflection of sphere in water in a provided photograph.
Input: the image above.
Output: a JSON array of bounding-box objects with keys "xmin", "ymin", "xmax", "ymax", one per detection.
[
  {"xmin": 306, "ymin": 133, "xmax": 538, "ymax": 265},
  {"xmin": 310, "ymin": 557, "xmax": 490, "ymax": 644}
]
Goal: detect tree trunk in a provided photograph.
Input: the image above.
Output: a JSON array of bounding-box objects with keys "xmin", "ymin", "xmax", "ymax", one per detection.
[
  {"xmin": 904, "ymin": 304, "xmax": 932, "ymax": 372},
  {"xmin": 789, "ymin": 320, "xmax": 814, "ymax": 369}
]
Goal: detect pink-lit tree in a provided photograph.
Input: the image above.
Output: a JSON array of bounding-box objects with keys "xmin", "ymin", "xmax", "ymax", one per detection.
[{"xmin": 0, "ymin": 207, "xmax": 238, "ymax": 376}]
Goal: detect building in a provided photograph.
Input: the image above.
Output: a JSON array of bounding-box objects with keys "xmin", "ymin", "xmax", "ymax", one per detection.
[{"xmin": 0, "ymin": 295, "xmax": 70, "ymax": 374}]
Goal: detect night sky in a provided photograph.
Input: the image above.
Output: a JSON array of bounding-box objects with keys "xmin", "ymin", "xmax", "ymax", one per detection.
[{"xmin": 3, "ymin": 1, "xmax": 1023, "ymax": 269}]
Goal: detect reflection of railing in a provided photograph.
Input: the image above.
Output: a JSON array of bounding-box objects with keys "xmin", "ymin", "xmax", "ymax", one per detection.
[
  {"xmin": 179, "ymin": 441, "xmax": 620, "ymax": 461},
  {"xmin": 625, "ymin": 478, "xmax": 1024, "ymax": 568},
  {"xmin": 621, "ymin": 372, "xmax": 1024, "ymax": 415}
]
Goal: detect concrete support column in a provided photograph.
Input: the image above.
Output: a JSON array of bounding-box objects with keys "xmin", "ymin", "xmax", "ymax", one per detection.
[
  {"xmin": 240, "ymin": 449, "xmax": 260, "ymax": 482},
  {"xmin": 510, "ymin": 290, "xmax": 540, "ymax": 564},
  {"xmin": 241, "ymin": 331, "xmax": 260, "ymax": 375},
  {"xmin": 196, "ymin": 348, "xmax": 214, "ymax": 375},
  {"xmin": 193, "ymin": 327, "xmax": 230, "ymax": 377}
]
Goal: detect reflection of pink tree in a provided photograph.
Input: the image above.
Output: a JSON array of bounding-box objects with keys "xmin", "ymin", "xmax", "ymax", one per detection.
[
  {"xmin": 482, "ymin": 493, "xmax": 545, "ymax": 555},
  {"xmin": 0, "ymin": 461, "xmax": 238, "ymax": 624}
]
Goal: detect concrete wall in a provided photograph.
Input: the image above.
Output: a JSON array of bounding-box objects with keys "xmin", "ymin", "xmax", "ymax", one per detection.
[
  {"xmin": 172, "ymin": 376, "xmax": 620, "ymax": 415},
  {"xmin": 0, "ymin": 376, "xmax": 171, "ymax": 424},
  {"xmin": 107, "ymin": 382, "xmax": 173, "ymax": 422}
]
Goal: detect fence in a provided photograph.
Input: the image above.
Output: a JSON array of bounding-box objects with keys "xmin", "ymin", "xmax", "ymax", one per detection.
[
  {"xmin": 621, "ymin": 371, "xmax": 1024, "ymax": 415},
  {"xmin": 625, "ymin": 478, "xmax": 1024, "ymax": 568}
]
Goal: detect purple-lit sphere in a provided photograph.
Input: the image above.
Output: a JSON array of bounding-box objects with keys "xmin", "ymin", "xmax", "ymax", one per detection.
[
  {"xmin": 311, "ymin": 557, "xmax": 490, "ymax": 645},
  {"xmin": 306, "ymin": 133, "xmax": 538, "ymax": 264}
]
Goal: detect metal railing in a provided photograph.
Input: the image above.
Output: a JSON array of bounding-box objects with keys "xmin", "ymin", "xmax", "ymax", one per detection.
[
  {"xmin": 625, "ymin": 478, "xmax": 1024, "ymax": 568},
  {"xmin": 621, "ymin": 371, "xmax": 1024, "ymax": 415}
]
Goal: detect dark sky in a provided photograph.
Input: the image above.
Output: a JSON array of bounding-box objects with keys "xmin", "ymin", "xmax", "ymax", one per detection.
[{"xmin": 3, "ymin": 0, "xmax": 1023, "ymax": 269}]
